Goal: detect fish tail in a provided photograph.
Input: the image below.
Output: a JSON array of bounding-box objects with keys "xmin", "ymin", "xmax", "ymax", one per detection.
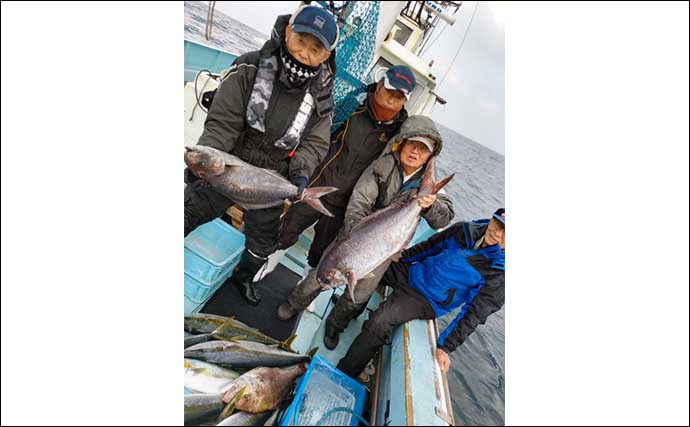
[
  {"xmin": 218, "ymin": 386, "xmax": 246, "ymax": 422},
  {"xmin": 432, "ymin": 174, "xmax": 454, "ymax": 194},
  {"xmin": 419, "ymin": 157, "xmax": 454, "ymax": 197},
  {"xmin": 301, "ymin": 186, "xmax": 338, "ymax": 217},
  {"xmin": 280, "ymin": 334, "xmax": 298, "ymax": 352}
]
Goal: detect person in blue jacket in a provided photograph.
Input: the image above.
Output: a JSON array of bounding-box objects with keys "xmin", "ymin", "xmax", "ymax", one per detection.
[{"xmin": 337, "ymin": 209, "xmax": 506, "ymax": 378}]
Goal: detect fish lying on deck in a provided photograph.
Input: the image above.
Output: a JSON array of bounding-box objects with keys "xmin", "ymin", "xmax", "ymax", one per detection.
[
  {"xmin": 220, "ymin": 364, "xmax": 307, "ymax": 415},
  {"xmin": 184, "ymin": 339, "xmax": 314, "ymax": 369}
]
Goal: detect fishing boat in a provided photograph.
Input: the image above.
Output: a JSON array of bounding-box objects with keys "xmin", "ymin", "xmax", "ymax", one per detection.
[{"xmin": 184, "ymin": 2, "xmax": 462, "ymax": 425}]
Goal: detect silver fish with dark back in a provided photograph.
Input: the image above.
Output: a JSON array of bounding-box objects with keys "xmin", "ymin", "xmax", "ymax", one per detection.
[
  {"xmin": 184, "ymin": 146, "xmax": 337, "ymax": 216},
  {"xmin": 317, "ymin": 157, "xmax": 454, "ymax": 303},
  {"xmin": 215, "ymin": 410, "xmax": 273, "ymax": 426},
  {"xmin": 185, "ymin": 313, "xmax": 231, "ymax": 335},
  {"xmin": 184, "ymin": 339, "xmax": 313, "ymax": 369},
  {"xmin": 211, "ymin": 317, "xmax": 297, "ymax": 352},
  {"xmin": 185, "ymin": 391, "xmax": 244, "ymax": 426}
]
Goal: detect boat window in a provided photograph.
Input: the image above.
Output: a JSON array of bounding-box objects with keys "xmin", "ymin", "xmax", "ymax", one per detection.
[{"xmin": 392, "ymin": 23, "xmax": 413, "ymax": 47}]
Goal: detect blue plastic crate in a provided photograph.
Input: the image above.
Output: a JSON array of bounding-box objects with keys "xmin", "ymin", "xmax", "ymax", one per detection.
[
  {"xmin": 280, "ymin": 356, "xmax": 366, "ymax": 426},
  {"xmin": 185, "ymin": 219, "xmax": 245, "ymax": 283},
  {"xmin": 184, "ymin": 272, "xmax": 227, "ymax": 304}
]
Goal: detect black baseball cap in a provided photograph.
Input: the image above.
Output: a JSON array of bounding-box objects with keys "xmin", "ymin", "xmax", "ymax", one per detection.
[
  {"xmin": 493, "ymin": 208, "xmax": 505, "ymax": 225},
  {"xmin": 290, "ymin": 6, "xmax": 339, "ymax": 51},
  {"xmin": 383, "ymin": 65, "xmax": 417, "ymax": 99}
]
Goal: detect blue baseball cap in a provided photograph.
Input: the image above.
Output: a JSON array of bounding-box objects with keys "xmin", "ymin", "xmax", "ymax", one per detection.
[
  {"xmin": 493, "ymin": 208, "xmax": 505, "ymax": 225},
  {"xmin": 290, "ymin": 6, "xmax": 339, "ymax": 51},
  {"xmin": 383, "ymin": 65, "xmax": 417, "ymax": 99}
]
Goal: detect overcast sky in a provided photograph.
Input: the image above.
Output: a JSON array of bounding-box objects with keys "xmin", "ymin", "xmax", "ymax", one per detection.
[{"xmin": 214, "ymin": 1, "xmax": 505, "ymax": 154}]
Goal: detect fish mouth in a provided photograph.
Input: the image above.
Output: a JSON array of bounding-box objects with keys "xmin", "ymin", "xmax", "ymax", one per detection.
[{"xmin": 185, "ymin": 146, "xmax": 195, "ymax": 152}]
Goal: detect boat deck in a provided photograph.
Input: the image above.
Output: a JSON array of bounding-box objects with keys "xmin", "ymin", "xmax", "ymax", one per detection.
[
  {"xmin": 198, "ymin": 220, "xmax": 384, "ymax": 376},
  {"xmin": 200, "ymin": 263, "xmax": 302, "ymax": 342}
]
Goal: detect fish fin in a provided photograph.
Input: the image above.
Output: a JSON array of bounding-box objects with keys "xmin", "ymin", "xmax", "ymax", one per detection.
[
  {"xmin": 301, "ymin": 187, "xmax": 338, "ymax": 217},
  {"xmin": 218, "ymin": 386, "xmax": 246, "ymax": 422},
  {"xmin": 211, "ymin": 334, "xmax": 245, "ymax": 343},
  {"xmin": 211, "ymin": 319, "xmax": 233, "ymax": 337},
  {"xmin": 344, "ymin": 270, "xmax": 358, "ymax": 304},
  {"xmin": 432, "ymin": 173, "xmax": 454, "ymax": 195},
  {"xmin": 280, "ymin": 334, "xmax": 298, "ymax": 352},
  {"xmin": 225, "ymin": 335, "xmax": 248, "ymax": 343},
  {"xmin": 418, "ymin": 157, "xmax": 455, "ymax": 197},
  {"xmin": 307, "ymin": 347, "xmax": 319, "ymax": 358}
]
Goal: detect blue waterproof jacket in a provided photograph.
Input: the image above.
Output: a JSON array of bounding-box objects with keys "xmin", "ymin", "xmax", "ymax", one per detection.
[{"xmin": 401, "ymin": 219, "xmax": 505, "ymax": 353}]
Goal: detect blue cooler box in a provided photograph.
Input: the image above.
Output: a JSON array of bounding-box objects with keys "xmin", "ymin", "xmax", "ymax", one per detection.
[
  {"xmin": 280, "ymin": 355, "xmax": 366, "ymax": 426},
  {"xmin": 184, "ymin": 219, "xmax": 245, "ymax": 283}
]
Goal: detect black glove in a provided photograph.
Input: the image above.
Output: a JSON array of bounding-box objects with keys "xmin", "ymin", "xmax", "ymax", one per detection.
[
  {"xmin": 185, "ymin": 168, "xmax": 211, "ymax": 191},
  {"xmin": 288, "ymin": 175, "xmax": 308, "ymax": 202}
]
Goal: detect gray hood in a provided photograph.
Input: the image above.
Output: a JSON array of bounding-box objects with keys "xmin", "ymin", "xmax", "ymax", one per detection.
[{"xmin": 383, "ymin": 115, "xmax": 443, "ymax": 156}]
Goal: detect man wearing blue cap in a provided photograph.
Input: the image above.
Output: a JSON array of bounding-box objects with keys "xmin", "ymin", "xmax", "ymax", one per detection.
[
  {"xmin": 254, "ymin": 64, "xmax": 418, "ymax": 287},
  {"xmin": 184, "ymin": 5, "xmax": 339, "ymax": 304},
  {"xmin": 337, "ymin": 209, "xmax": 506, "ymax": 380}
]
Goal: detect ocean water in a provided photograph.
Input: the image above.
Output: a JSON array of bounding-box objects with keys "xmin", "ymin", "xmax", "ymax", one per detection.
[
  {"xmin": 184, "ymin": 1, "xmax": 267, "ymax": 54},
  {"xmin": 184, "ymin": 2, "xmax": 505, "ymax": 425},
  {"xmin": 435, "ymin": 123, "xmax": 505, "ymax": 426}
]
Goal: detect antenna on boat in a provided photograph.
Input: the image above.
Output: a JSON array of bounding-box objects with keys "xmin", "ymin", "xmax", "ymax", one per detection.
[
  {"xmin": 205, "ymin": 1, "xmax": 217, "ymax": 41},
  {"xmin": 418, "ymin": 1, "xmax": 462, "ymax": 56}
]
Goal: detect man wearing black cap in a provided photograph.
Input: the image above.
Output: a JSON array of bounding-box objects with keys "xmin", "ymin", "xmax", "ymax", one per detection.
[
  {"xmin": 253, "ymin": 65, "xmax": 418, "ymax": 285},
  {"xmin": 337, "ymin": 209, "xmax": 506, "ymax": 380},
  {"xmin": 184, "ymin": 5, "xmax": 339, "ymax": 304}
]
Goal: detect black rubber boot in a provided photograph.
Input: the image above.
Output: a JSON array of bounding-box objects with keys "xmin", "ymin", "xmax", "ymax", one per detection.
[
  {"xmin": 323, "ymin": 322, "xmax": 341, "ymax": 350},
  {"xmin": 229, "ymin": 250, "xmax": 266, "ymax": 306}
]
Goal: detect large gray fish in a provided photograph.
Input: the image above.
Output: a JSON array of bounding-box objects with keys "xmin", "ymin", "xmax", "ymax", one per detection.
[
  {"xmin": 185, "ymin": 313, "xmax": 231, "ymax": 335},
  {"xmin": 317, "ymin": 157, "xmax": 453, "ymax": 303},
  {"xmin": 184, "ymin": 145, "xmax": 338, "ymax": 216},
  {"xmin": 185, "ymin": 333, "xmax": 213, "ymax": 349},
  {"xmin": 215, "ymin": 410, "xmax": 273, "ymax": 426},
  {"xmin": 211, "ymin": 318, "xmax": 296, "ymax": 352},
  {"xmin": 184, "ymin": 390, "xmax": 245, "ymax": 426},
  {"xmin": 184, "ymin": 358, "xmax": 240, "ymax": 394},
  {"xmin": 220, "ymin": 364, "xmax": 308, "ymax": 415},
  {"xmin": 184, "ymin": 339, "xmax": 314, "ymax": 369}
]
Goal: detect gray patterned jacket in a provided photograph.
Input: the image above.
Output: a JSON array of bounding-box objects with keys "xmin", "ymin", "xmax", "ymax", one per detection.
[{"xmin": 197, "ymin": 15, "xmax": 335, "ymax": 179}]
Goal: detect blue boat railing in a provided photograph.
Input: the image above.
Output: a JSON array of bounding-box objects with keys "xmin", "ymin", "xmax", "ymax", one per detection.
[{"xmin": 184, "ymin": 39, "xmax": 238, "ymax": 83}]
